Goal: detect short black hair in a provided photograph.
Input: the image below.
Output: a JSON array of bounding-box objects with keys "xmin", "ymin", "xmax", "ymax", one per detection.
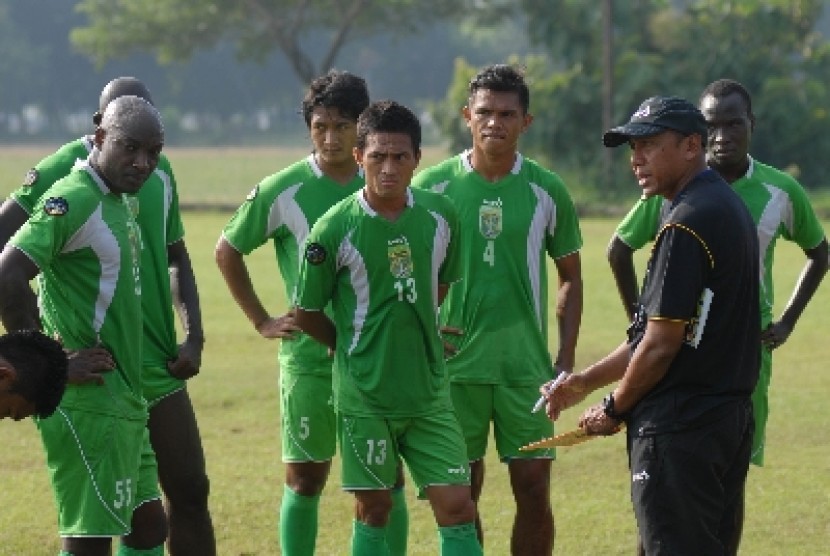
[
  {"xmin": 700, "ymin": 79, "xmax": 753, "ymax": 118},
  {"xmin": 469, "ymin": 64, "xmax": 530, "ymax": 114},
  {"xmin": 94, "ymin": 77, "xmax": 154, "ymax": 126},
  {"xmin": 356, "ymin": 100, "xmax": 421, "ymax": 152},
  {"xmin": 302, "ymin": 70, "xmax": 370, "ymax": 127},
  {"xmin": 1, "ymin": 330, "xmax": 67, "ymax": 418}
]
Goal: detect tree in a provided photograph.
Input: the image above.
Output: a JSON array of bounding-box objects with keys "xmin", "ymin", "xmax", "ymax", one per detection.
[
  {"xmin": 432, "ymin": 0, "xmax": 830, "ymax": 191},
  {"xmin": 71, "ymin": 0, "xmax": 471, "ymax": 85}
]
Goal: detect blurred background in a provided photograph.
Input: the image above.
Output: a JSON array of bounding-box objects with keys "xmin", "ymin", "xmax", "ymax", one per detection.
[{"xmin": 2, "ymin": 0, "xmax": 830, "ymax": 198}]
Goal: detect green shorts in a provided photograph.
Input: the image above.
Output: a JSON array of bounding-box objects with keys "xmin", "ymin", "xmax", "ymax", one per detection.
[
  {"xmin": 450, "ymin": 382, "xmax": 554, "ymax": 462},
  {"xmin": 36, "ymin": 408, "xmax": 149, "ymax": 537},
  {"xmin": 136, "ymin": 427, "xmax": 162, "ymax": 506},
  {"xmin": 750, "ymin": 346, "xmax": 772, "ymax": 466},
  {"xmin": 339, "ymin": 412, "xmax": 470, "ymax": 496},
  {"xmin": 280, "ymin": 373, "xmax": 336, "ymax": 463},
  {"xmin": 142, "ymin": 363, "xmax": 185, "ymax": 408}
]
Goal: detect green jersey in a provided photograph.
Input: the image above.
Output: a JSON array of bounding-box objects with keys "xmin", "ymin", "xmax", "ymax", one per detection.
[
  {"xmin": 616, "ymin": 157, "xmax": 826, "ymax": 326},
  {"xmin": 12, "ymin": 137, "xmax": 185, "ymax": 367},
  {"xmin": 10, "ymin": 160, "xmax": 146, "ymax": 420},
  {"xmin": 412, "ymin": 152, "xmax": 583, "ymax": 385},
  {"xmin": 222, "ymin": 155, "xmax": 364, "ymax": 376},
  {"xmin": 296, "ymin": 187, "xmax": 461, "ymax": 417}
]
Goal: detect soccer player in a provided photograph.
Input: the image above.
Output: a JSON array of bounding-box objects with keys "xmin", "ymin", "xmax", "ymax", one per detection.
[
  {"xmin": 294, "ymin": 99, "xmax": 482, "ymax": 556},
  {"xmin": 412, "ymin": 64, "xmax": 583, "ymax": 554},
  {"xmin": 0, "ymin": 76, "xmax": 214, "ymax": 555},
  {"xmin": 606, "ymin": 79, "xmax": 828, "ymax": 553},
  {"xmin": 0, "ymin": 96, "xmax": 166, "ymax": 556},
  {"xmin": 216, "ymin": 71, "xmax": 408, "ymax": 555},
  {"xmin": 545, "ymin": 95, "xmax": 759, "ymax": 555},
  {"xmin": 0, "ymin": 329, "xmax": 67, "ymax": 422}
]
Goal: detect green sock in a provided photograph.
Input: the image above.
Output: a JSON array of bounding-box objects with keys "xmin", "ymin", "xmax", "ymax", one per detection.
[
  {"xmin": 385, "ymin": 487, "xmax": 409, "ymax": 556},
  {"xmin": 279, "ymin": 485, "xmax": 320, "ymax": 556},
  {"xmin": 438, "ymin": 522, "xmax": 482, "ymax": 556},
  {"xmin": 116, "ymin": 545, "xmax": 164, "ymax": 556},
  {"xmin": 352, "ymin": 519, "xmax": 390, "ymax": 556},
  {"xmin": 59, "ymin": 552, "xmax": 74, "ymax": 556}
]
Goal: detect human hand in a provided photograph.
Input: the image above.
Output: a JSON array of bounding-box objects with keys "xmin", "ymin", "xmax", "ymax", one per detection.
[
  {"xmin": 578, "ymin": 403, "xmax": 623, "ymax": 436},
  {"xmin": 760, "ymin": 320, "xmax": 792, "ymax": 350},
  {"xmin": 543, "ymin": 372, "xmax": 589, "ymax": 421},
  {"xmin": 67, "ymin": 347, "xmax": 115, "ymax": 385},
  {"xmin": 439, "ymin": 326, "xmax": 463, "ymax": 357},
  {"xmin": 257, "ymin": 309, "xmax": 301, "ymax": 340},
  {"xmin": 167, "ymin": 337, "xmax": 204, "ymax": 380}
]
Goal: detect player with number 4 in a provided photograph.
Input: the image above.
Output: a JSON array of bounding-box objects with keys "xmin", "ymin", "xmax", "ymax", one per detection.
[{"xmin": 412, "ymin": 64, "xmax": 583, "ymax": 554}]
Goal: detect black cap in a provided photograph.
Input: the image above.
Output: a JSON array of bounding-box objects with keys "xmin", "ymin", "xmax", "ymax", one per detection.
[{"xmin": 603, "ymin": 96, "xmax": 707, "ymax": 148}]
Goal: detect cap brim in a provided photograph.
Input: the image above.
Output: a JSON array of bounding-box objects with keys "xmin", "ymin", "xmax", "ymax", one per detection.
[{"xmin": 602, "ymin": 122, "xmax": 667, "ymax": 147}]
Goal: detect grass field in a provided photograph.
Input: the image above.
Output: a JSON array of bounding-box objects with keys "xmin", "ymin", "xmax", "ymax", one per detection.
[{"xmin": 0, "ymin": 146, "xmax": 827, "ymax": 554}]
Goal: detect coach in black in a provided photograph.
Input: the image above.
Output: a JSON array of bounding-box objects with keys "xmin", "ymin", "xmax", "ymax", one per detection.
[{"xmin": 542, "ymin": 96, "xmax": 760, "ymax": 555}]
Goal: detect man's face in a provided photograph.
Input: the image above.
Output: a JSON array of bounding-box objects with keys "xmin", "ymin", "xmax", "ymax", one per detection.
[
  {"xmin": 700, "ymin": 92, "xmax": 753, "ymax": 174},
  {"xmin": 355, "ymin": 132, "xmax": 420, "ymax": 204},
  {"xmin": 629, "ymin": 131, "xmax": 693, "ymax": 200},
  {"xmin": 95, "ymin": 124, "xmax": 163, "ymax": 195},
  {"xmin": 463, "ymin": 89, "xmax": 531, "ymax": 156},
  {"xmin": 310, "ymin": 106, "xmax": 358, "ymax": 170}
]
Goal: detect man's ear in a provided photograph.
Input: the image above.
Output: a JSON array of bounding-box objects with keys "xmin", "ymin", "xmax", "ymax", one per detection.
[
  {"xmin": 0, "ymin": 365, "xmax": 17, "ymax": 392},
  {"xmin": 353, "ymin": 146, "xmax": 363, "ymax": 166}
]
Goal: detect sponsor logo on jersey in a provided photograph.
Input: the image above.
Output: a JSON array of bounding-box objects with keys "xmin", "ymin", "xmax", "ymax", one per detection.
[
  {"xmin": 632, "ymin": 470, "xmax": 650, "ymax": 483},
  {"xmin": 305, "ymin": 242, "xmax": 327, "ymax": 265},
  {"xmin": 479, "ymin": 199, "xmax": 503, "ymax": 239},
  {"xmin": 23, "ymin": 168, "xmax": 39, "ymax": 187},
  {"xmin": 387, "ymin": 237, "xmax": 413, "ymax": 278},
  {"xmin": 246, "ymin": 184, "xmax": 259, "ymax": 201},
  {"xmin": 43, "ymin": 197, "xmax": 69, "ymax": 216}
]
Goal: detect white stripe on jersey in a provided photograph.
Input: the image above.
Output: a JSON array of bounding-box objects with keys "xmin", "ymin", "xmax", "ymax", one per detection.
[
  {"xmin": 338, "ymin": 230, "xmax": 370, "ymax": 355},
  {"xmin": 62, "ymin": 203, "xmax": 121, "ymax": 335},
  {"xmin": 153, "ymin": 167, "xmax": 174, "ymax": 238},
  {"xmin": 527, "ymin": 182, "xmax": 555, "ymax": 329},
  {"xmin": 757, "ymin": 184, "xmax": 791, "ymax": 299},
  {"xmin": 428, "ymin": 209, "xmax": 451, "ymax": 306},
  {"xmin": 268, "ymin": 183, "xmax": 310, "ymax": 301}
]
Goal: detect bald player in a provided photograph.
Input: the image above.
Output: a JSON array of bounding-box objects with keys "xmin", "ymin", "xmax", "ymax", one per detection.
[
  {"xmin": 0, "ymin": 77, "xmax": 214, "ymax": 555},
  {"xmin": 0, "ymin": 95, "xmax": 167, "ymax": 555}
]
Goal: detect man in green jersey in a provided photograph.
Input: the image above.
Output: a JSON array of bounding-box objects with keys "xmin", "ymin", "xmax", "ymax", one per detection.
[
  {"xmin": 0, "ymin": 329, "xmax": 67, "ymax": 421},
  {"xmin": 216, "ymin": 71, "xmax": 408, "ymax": 555},
  {"xmin": 295, "ymin": 100, "xmax": 482, "ymax": 556},
  {"xmin": 0, "ymin": 77, "xmax": 214, "ymax": 555},
  {"xmin": 607, "ymin": 79, "xmax": 828, "ymax": 554},
  {"xmin": 0, "ymin": 96, "xmax": 166, "ymax": 556},
  {"xmin": 412, "ymin": 64, "xmax": 583, "ymax": 554}
]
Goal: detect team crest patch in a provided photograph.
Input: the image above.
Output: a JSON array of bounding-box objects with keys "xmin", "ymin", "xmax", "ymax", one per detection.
[
  {"xmin": 387, "ymin": 237, "xmax": 413, "ymax": 278},
  {"xmin": 479, "ymin": 199, "xmax": 503, "ymax": 239},
  {"xmin": 43, "ymin": 197, "xmax": 69, "ymax": 216},
  {"xmin": 23, "ymin": 169, "xmax": 39, "ymax": 187},
  {"xmin": 246, "ymin": 184, "xmax": 259, "ymax": 201},
  {"xmin": 305, "ymin": 242, "xmax": 327, "ymax": 265}
]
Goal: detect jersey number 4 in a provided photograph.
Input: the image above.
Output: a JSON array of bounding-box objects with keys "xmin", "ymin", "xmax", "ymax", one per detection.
[{"xmin": 483, "ymin": 240, "xmax": 496, "ymax": 266}]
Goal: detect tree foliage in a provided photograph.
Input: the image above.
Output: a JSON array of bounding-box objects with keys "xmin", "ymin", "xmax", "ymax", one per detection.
[
  {"xmin": 432, "ymin": 0, "xmax": 830, "ymax": 190},
  {"xmin": 71, "ymin": 0, "xmax": 469, "ymax": 84}
]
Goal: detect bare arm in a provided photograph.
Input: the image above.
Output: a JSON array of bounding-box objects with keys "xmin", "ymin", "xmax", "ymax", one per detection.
[
  {"xmin": 762, "ymin": 238, "xmax": 829, "ymax": 349},
  {"xmin": 167, "ymin": 239, "xmax": 205, "ymax": 380},
  {"xmin": 0, "ymin": 200, "xmax": 30, "ymax": 255},
  {"xmin": 552, "ymin": 252, "xmax": 583, "ymax": 372},
  {"xmin": 607, "ymin": 235, "xmax": 639, "ymax": 321},
  {"xmin": 0, "ymin": 246, "xmax": 40, "ymax": 331},
  {"xmin": 214, "ymin": 235, "xmax": 300, "ymax": 339},
  {"xmin": 294, "ymin": 308, "xmax": 336, "ymax": 352}
]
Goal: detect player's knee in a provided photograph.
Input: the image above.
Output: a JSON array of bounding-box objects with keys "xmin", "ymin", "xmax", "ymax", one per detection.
[
  {"xmin": 126, "ymin": 499, "xmax": 168, "ymax": 548},
  {"xmin": 167, "ymin": 472, "xmax": 211, "ymax": 512},
  {"xmin": 286, "ymin": 471, "xmax": 328, "ymax": 496},
  {"xmin": 355, "ymin": 494, "xmax": 393, "ymax": 527}
]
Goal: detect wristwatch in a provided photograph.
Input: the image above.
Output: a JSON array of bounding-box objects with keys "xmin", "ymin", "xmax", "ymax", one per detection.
[{"xmin": 602, "ymin": 392, "xmax": 628, "ymax": 421}]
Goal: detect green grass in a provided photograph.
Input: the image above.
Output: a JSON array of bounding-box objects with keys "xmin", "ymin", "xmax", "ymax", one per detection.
[{"xmin": 0, "ymin": 147, "xmax": 828, "ymax": 554}]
